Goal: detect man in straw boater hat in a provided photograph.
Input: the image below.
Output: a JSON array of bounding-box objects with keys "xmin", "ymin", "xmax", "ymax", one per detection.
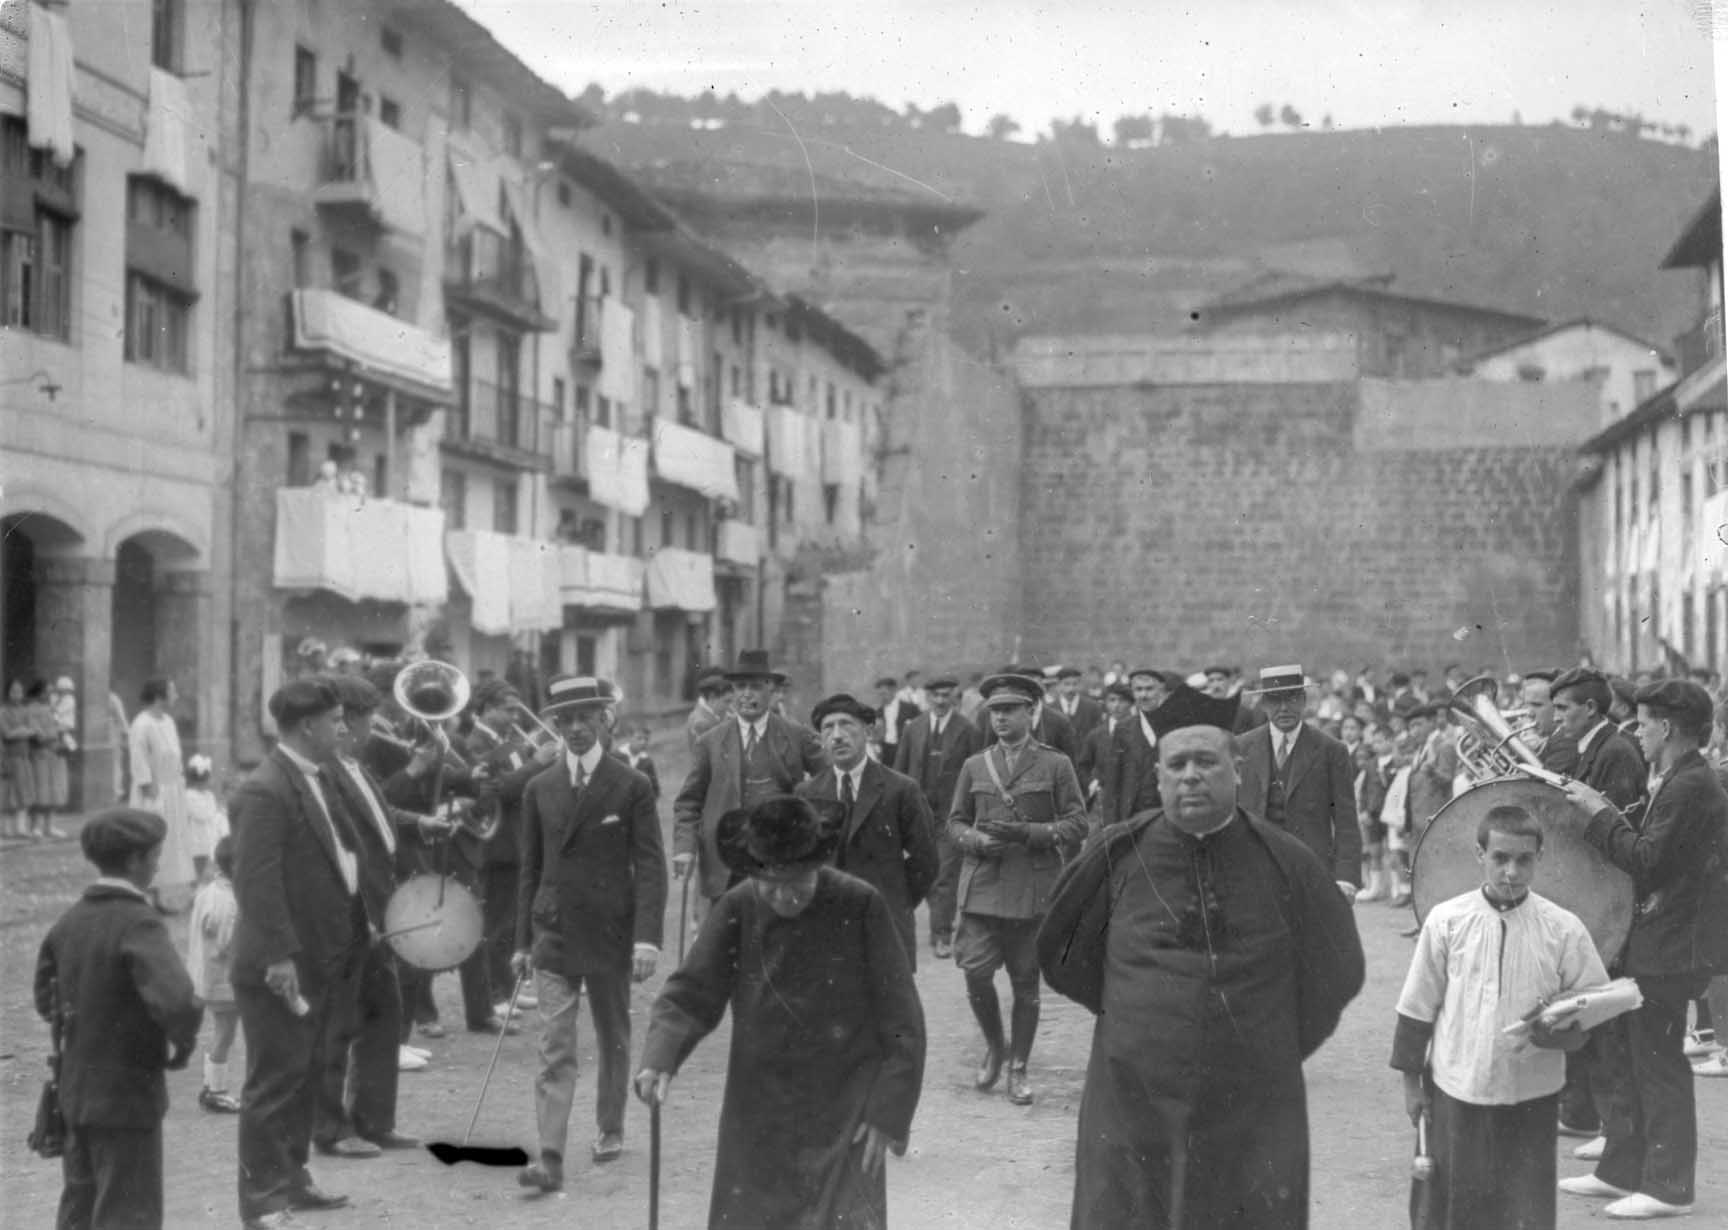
[
  {"xmin": 512, "ymin": 675, "xmax": 666, "ymax": 1193},
  {"xmin": 1037, "ymin": 681, "xmax": 1365, "ymax": 1229},
  {"xmin": 1234, "ymin": 664, "xmax": 1363, "ymax": 898},
  {"xmin": 672, "ymin": 649, "xmax": 825, "ymax": 932},
  {"xmin": 635, "ymin": 794, "xmax": 926, "ymax": 1229},
  {"xmin": 948, "ymin": 672, "xmax": 1089, "ymax": 1107}
]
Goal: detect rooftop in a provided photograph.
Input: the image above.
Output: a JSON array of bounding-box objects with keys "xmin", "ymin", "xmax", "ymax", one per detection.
[
  {"xmin": 1454, "ymin": 317, "xmax": 1675, "ymax": 368},
  {"xmin": 1198, "ymin": 274, "xmax": 1547, "ymax": 328}
]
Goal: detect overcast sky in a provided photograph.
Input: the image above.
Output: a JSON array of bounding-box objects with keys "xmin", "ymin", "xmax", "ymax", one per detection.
[{"xmin": 456, "ymin": 0, "xmax": 1721, "ymax": 138}]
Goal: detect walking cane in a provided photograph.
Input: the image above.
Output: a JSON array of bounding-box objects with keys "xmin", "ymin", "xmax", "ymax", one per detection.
[
  {"xmin": 678, "ymin": 873, "xmax": 691, "ymax": 964},
  {"xmin": 463, "ymin": 973, "xmax": 527, "ymax": 1145},
  {"xmin": 649, "ymin": 1095, "xmax": 662, "ymax": 1230}
]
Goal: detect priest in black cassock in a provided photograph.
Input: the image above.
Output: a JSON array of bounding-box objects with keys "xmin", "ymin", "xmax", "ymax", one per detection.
[{"xmin": 1037, "ymin": 684, "xmax": 1366, "ymax": 1230}]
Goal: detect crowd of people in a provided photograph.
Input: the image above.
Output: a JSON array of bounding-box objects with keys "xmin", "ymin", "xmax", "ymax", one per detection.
[{"xmin": 23, "ymin": 644, "xmax": 1728, "ymax": 1229}]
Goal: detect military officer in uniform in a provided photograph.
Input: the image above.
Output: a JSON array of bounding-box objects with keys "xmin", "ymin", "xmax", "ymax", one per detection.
[{"xmin": 948, "ymin": 674, "xmax": 1088, "ymax": 1107}]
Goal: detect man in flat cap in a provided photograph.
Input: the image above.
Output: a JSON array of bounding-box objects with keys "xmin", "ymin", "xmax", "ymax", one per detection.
[
  {"xmin": 1557, "ymin": 680, "xmax": 1728, "ymax": 1220},
  {"xmin": 1038, "ymin": 684, "xmax": 1365, "ymax": 1229},
  {"xmin": 1107, "ymin": 667, "xmax": 1175, "ymax": 825},
  {"xmin": 1052, "ymin": 666, "xmax": 1104, "ymax": 742},
  {"xmin": 513, "ymin": 675, "xmax": 666, "ymax": 1190},
  {"xmin": 1077, "ymin": 682, "xmax": 1134, "ymax": 822},
  {"xmin": 800, "ymin": 693, "xmax": 940, "ymax": 965},
  {"xmin": 36, "ymin": 808, "xmax": 203, "ymax": 1230},
  {"xmin": 872, "ymin": 675, "xmax": 922, "ymax": 762},
  {"xmin": 894, "ymin": 674, "xmax": 984, "ymax": 959},
  {"xmin": 948, "ymin": 673, "xmax": 1089, "ymax": 1107},
  {"xmin": 685, "ymin": 668, "xmax": 734, "ymax": 758}
]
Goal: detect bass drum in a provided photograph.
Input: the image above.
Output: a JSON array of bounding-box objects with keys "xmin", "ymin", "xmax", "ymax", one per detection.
[
  {"xmin": 382, "ymin": 873, "xmax": 485, "ymax": 971},
  {"xmin": 1411, "ymin": 777, "xmax": 1636, "ymax": 964}
]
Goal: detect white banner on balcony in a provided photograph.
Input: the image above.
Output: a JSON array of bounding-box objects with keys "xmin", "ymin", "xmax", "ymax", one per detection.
[
  {"xmin": 587, "ymin": 424, "xmax": 651, "ymax": 516},
  {"xmin": 501, "ymin": 178, "xmax": 558, "ymax": 318},
  {"xmin": 446, "ymin": 140, "xmax": 504, "ymax": 236},
  {"xmin": 767, "ymin": 405, "xmax": 816, "ymax": 481},
  {"xmin": 366, "ymin": 117, "xmax": 427, "ymax": 237},
  {"xmin": 585, "ymin": 552, "xmax": 647, "ymax": 612},
  {"xmin": 643, "ymin": 296, "xmax": 665, "ymax": 367},
  {"xmin": 653, "ymin": 420, "xmax": 739, "ymax": 502},
  {"xmin": 291, "ymin": 289, "xmax": 453, "ymax": 396},
  {"xmin": 274, "ymin": 489, "xmax": 447, "ymax": 605},
  {"xmin": 821, "ymin": 417, "xmax": 863, "ymax": 485},
  {"xmin": 646, "ymin": 547, "xmax": 717, "ymax": 612},
  {"xmin": 600, "ymin": 301, "xmax": 637, "ymax": 404},
  {"xmin": 445, "ymin": 529, "xmax": 512, "ymax": 635},
  {"xmin": 716, "ymin": 518, "xmax": 761, "ymax": 565},
  {"xmin": 1641, "ymin": 517, "xmax": 1661, "ymax": 574},
  {"xmin": 25, "ymin": 2, "xmax": 74, "ymax": 167},
  {"xmin": 677, "ymin": 318, "xmax": 698, "ymax": 388},
  {"xmin": 723, "ymin": 398, "xmax": 765, "ymax": 457},
  {"xmin": 507, "ymin": 536, "xmax": 564, "ymax": 631},
  {"xmin": 142, "ymin": 68, "xmax": 193, "ymax": 195}
]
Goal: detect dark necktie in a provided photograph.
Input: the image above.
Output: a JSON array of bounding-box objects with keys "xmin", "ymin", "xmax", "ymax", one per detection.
[
  {"xmin": 840, "ymin": 771, "xmax": 855, "ymax": 829},
  {"xmin": 744, "ymin": 725, "xmax": 758, "ymax": 762}
]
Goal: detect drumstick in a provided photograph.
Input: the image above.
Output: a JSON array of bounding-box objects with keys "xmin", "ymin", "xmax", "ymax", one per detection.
[{"xmin": 378, "ymin": 919, "xmax": 443, "ymax": 942}]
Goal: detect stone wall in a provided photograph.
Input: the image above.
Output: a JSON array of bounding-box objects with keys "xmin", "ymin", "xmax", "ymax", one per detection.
[{"xmin": 1019, "ymin": 380, "xmax": 1589, "ymax": 675}]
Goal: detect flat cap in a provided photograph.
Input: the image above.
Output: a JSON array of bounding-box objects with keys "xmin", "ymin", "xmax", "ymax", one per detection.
[
  {"xmin": 925, "ymin": 674, "xmax": 960, "ymax": 692},
  {"xmin": 1635, "ymin": 679, "xmax": 1713, "ymax": 730},
  {"xmin": 811, "ymin": 693, "xmax": 876, "ymax": 728},
  {"xmin": 81, "ymin": 807, "xmax": 167, "ymax": 865},
  {"xmin": 1103, "ymin": 681, "xmax": 1134, "ymax": 702}
]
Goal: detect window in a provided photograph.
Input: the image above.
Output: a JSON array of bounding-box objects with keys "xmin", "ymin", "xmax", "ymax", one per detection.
[
  {"xmin": 287, "ymin": 433, "xmax": 312, "ymax": 486},
  {"xmin": 823, "ymin": 483, "xmax": 839, "ymax": 525},
  {"xmin": 596, "ymin": 395, "xmax": 612, "ymax": 429},
  {"xmin": 2, "ymin": 210, "xmax": 72, "ymax": 343},
  {"xmin": 730, "ymin": 364, "xmax": 741, "ymax": 397},
  {"xmin": 331, "ymin": 248, "xmax": 362, "ymax": 299},
  {"xmin": 1634, "ymin": 369, "xmax": 1658, "ymax": 402},
  {"xmin": 494, "ymin": 478, "xmax": 519, "ymax": 535},
  {"xmin": 676, "ymin": 275, "xmax": 691, "ymax": 316},
  {"xmin": 557, "ymin": 182, "xmax": 571, "ymax": 208},
  {"xmin": 599, "ymin": 266, "xmax": 611, "ymax": 297},
  {"xmin": 686, "ymin": 512, "xmax": 699, "ymax": 550},
  {"xmin": 289, "ymin": 229, "xmax": 311, "ymax": 288},
  {"xmin": 373, "ymin": 267, "xmax": 398, "ymax": 314},
  {"xmin": 677, "ymin": 384, "xmax": 694, "ymax": 426},
  {"xmin": 441, "ymin": 470, "xmax": 467, "ymax": 530},
  {"xmin": 449, "ymin": 74, "xmax": 471, "ymax": 131},
  {"xmin": 380, "ymin": 26, "xmax": 403, "ymax": 58},
  {"xmin": 574, "ymin": 384, "xmax": 590, "ymax": 420},
  {"xmin": 842, "ymin": 390, "xmax": 852, "ymax": 422},
  {"xmin": 630, "ymin": 516, "xmax": 645, "ymax": 557},
  {"xmin": 373, "ymin": 452, "xmax": 388, "ymax": 499},
  {"xmin": 642, "ymin": 367, "xmax": 660, "ymax": 416},
  {"xmin": 731, "ymin": 307, "xmax": 743, "ymax": 346},
  {"xmin": 126, "ymin": 176, "xmax": 196, "ymax": 317},
  {"xmin": 124, "ymin": 274, "xmax": 191, "ymax": 373},
  {"xmin": 826, "ymin": 381, "xmax": 837, "ymax": 419},
  {"xmin": 644, "ymin": 259, "xmax": 660, "ymax": 296},
  {"xmin": 552, "ymin": 376, "xmax": 567, "ymax": 418},
  {"xmin": 151, "ymin": 0, "xmax": 182, "ymax": 72},
  {"xmin": 378, "ymin": 96, "xmax": 401, "ymax": 130},
  {"xmin": 293, "ymin": 46, "xmax": 317, "ymax": 117},
  {"xmin": 660, "ymin": 508, "xmax": 675, "ymax": 548},
  {"xmin": 502, "ymin": 112, "xmax": 523, "ymax": 160},
  {"xmin": 735, "ymin": 458, "xmax": 756, "ymax": 522}
]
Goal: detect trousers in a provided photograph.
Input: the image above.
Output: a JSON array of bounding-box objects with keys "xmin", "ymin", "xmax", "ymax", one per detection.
[
  {"xmin": 57, "ymin": 1123, "xmax": 162, "ymax": 1230},
  {"xmin": 1595, "ymin": 972, "xmax": 1710, "ymax": 1205},
  {"xmin": 926, "ymin": 825, "xmax": 963, "ymax": 942},
  {"xmin": 235, "ymin": 970, "xmax": 343, "ymax": 1220},
  {"xmin": 533, "ymin": 967, "xmax": 633, "ymax": 1158},
  {"xmin": 314, "ymin": 941, "xmax": 402, "ymax": 1142}
]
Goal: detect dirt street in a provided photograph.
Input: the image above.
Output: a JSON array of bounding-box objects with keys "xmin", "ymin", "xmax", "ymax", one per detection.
[{"xmin": 3, "ymin": 725, "xmax": 1725, "ymax": 1227}]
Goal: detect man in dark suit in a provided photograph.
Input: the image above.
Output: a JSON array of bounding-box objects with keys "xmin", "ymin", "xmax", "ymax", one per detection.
[
  {"xmin": 894, "ymin": 674, "xmax": 984, "ymax": 958},
  {"xmin": 1076, "ymin": 682, "xmax": 1132, "ymax": 820},
  {"xmin": 1050, "ymin": 666, "xmax": 1103, "ymax": 742},
  {"xmin": 1234, "ymin": 664, "xmax": 1362, "ymax": 894},
  {"xmin": 674, "ymin": 650, "xmax": 825, "ymax": 928},
  {"xmin": 513, "ymin": 675, "xmax": 666, "ymax": 1191},
  {"xmin": 231, "ymin": 679, "xmax": 367, "ymax": 1227},
  {"xmin": 35, "ymin": 808, "xmax": 203, "ymax": 1230},
  {"xmin": 684, "ymin": 667, "xmax": 732, "ymax": 757},
  {"xmin": 801, "ymin": 693, "xmax": 940, "ymax": 965},
  {"xmin": 1559, "ymin": 680, "xmax": 1728, "ymax": 1219},
  {"xmin": 1108, "ymin": 667, "xmax": 1174, "ymax": 824},
  {"xmin": 873, "ymin": 675, "xmax": 922, "ymax": 761}
]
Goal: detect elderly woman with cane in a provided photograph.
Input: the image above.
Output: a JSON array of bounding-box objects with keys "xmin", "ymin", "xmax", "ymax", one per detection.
[{"xmin": 635, "ymin": 794, "xmax": 926, "ymax": 1230}]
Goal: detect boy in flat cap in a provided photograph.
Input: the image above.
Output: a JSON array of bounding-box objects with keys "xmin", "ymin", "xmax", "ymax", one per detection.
[
  {"xmin": 36, "ymin": 807, "xmax": 205, "ymax": 1230},
  {"xmin": 948, "ymin": 673, "xmax": 1089, "ymax": 1106}
]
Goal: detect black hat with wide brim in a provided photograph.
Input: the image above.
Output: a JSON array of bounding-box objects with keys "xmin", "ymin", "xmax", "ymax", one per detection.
[
  {"xmin": 716, "ymin": 796, "xmax": 839, "ymax": 878},
  {"xmin": 724, "ymin": 649, "xmax": 790, "ymax": 685}
]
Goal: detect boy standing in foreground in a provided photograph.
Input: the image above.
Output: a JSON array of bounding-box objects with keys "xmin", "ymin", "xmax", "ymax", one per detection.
[
  {"xmin": 35, "ymin": 808, "xmax": 205, "ymax": 1229},
  {"xmin": 1390, "ymin": 804, "xmax": 1608, "ymax": 1230}
]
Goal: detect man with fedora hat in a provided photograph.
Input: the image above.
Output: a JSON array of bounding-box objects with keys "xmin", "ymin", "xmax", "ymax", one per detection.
[
  {"xmin": 636, "ymin": 795, "xmax": 926, "ymax": 1229},
  {"xmin": 894, "ymin": 674, "xmax": 985, "ymax": 960},
  {"xmin": 948, "ymin": 673, "xmax": 1089, "ymax": 1106},
  {"xmin": 512, "ymin": 675, "xmax": 666, "ymax": 1191},
  {"xmin": 799, "ymin": 693, "xmax": 940, "ymax": 965},
  {"xmin": 1235, "ymin": 665, "xmax": 1362, "ymax": 896},
  {"xmin": 673, "ymin": 650, "xmax": 825, "ymax": 930}
]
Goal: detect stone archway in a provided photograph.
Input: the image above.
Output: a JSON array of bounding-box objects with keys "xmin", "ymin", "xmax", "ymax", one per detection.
[
  {"xmin": 0, "ymin": 509, "xmax": 89, "ymax": 691},
  {"xmin": 109, "ymin": 528, "xmax": 206, "ymax": 756}
]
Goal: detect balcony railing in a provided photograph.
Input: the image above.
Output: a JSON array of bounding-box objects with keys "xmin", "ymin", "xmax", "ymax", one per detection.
[
  {"xmin": 548, "ymin": 414, "xmax": 591, "ymax": 483},
  {"xmin": 1676, "ymin": 309, "xmax": 1724, "ymax": 378},
  {"xmin": 312, "ymin": 113, "xmax": 425, "ymax": 236},
  {"xmin": 449, "ymin": 379, "xmax": 544, "ymax": 455},
  {"xmin": 444, "ymin": 230, "xmax": 552, "ymax": 330}
]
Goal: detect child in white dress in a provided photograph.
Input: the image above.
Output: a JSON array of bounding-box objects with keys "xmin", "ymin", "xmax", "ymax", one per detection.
[
  {"xmin": 183, "ymin": 754, "xmax": 229, "ymax": 884},
  {"xmin": 188, "ymin": 836, "xmax": 241, "ymax": 1113}
]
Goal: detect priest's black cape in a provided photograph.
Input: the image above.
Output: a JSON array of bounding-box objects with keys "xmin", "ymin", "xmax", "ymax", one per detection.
[{"xmin": 1037, "ymin": 808, "xmax": 1366, "ymax": 1230}]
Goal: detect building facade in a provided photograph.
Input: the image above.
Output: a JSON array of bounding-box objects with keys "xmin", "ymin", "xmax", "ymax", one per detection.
[{"xmin": 1458, "ymin": 318, "xmax": 1675, "ymax": 427}]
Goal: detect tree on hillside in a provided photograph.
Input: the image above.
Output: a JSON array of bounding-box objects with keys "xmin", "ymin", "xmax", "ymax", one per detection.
[
  {"xmin": 1321, "ymin": 114, "xmax": 1335, "ymax": 131},
  {"xmin": 1051, "ymin": 116, "xmax": 1101, "ymax": 145},
  {"xmin": 1279, "ymin": 104, "xmax": 1304, "ymax": 129},
  {"xmin": 1157, "ymin": 113, "xmax": 1212, "ymax": 145},
  {"xmin": 987, "ymin": 113, "xmax": 1022, "ymax": 140},
  {"xmin": 1254, "ymin": 102, "xmax": 1276, "ymax": 129},
  {"xmin": 925, "ymin": 101, "xmax": 963, "ymax": 134},
  {"xmin": 903, "ymin": 102, "xmax": 924, "ymax": 129},
  {"xmin": 1113, "ymin": 113, "xmax": 1155, "ymax": 148}
]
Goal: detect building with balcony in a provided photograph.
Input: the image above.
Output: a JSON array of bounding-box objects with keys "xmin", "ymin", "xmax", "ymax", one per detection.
[
  {"xmin": 1578, "ymin": 190, "xmax": 1728, "ymax": 674},
  {"xmin": 1, "ymin": 0, "xmax": 237, "ymax": 801}
]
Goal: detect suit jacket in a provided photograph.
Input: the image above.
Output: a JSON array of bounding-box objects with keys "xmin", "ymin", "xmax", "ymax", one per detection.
[
  {"xmin": 1574, "ymin": 725, "xmax": 1645, "ymax": 811},
  {"xmin": 1586, "ymin": 748, "xmax": 1728, "ymax": 976},
  {"xmin": 613, "ymin": 748, "xmax": 662, "ymax": 799},
  {"xmin": 518, "ymin": 752, "xmax": 667, "ymax": 978},
  {"xmin": 1108, "ymin": 712, "xmax": 1161, "ymax": 824},
  {"xmin": 465, "ymin": 728, "xmax": 549, "ymax": 868},
  {"xmin": 1076, "ymin": 718, "xmax": 1121, "ymax": 813},
  {"xmin": 876, "ymin": 697, "xmax": 923, "ymax": 752},
  {"xmin": 323, "ymin": 756, "xmax": 421, "ymax": 925},
  {"xmin": 231, "ymin": 749, "xmax": 366, "ymax": 993},
  {"xmin": 1235, "ymin": 724, "xmax": 1363, "ymax": 886},
  {"xmin": 797, "ymin": 760, "xmax": 940, "ymax": 961},
  {"xmin": 34, "ymin": 885, "xmax": 203, "ymax": 1129},
  {"xmin": 1404, "ymin": 729, "xmax": 1460, "ymax": 835},
  {"xmin": 948, "ymin": 743, "xmax": 1088, "ymax": 919},
  {"xmin": 685, "ymin": 701, "xmax": 726, "ymax": 758},
  {"xmin": 674, "ymin": 714, "xmax": 826, "ymax": 898},
  {"xmin": 893, "ymin": 709, "xmax": 984, "ymax": 816},
  {"xmin": 1054, "ymin": 695, "xmax": 1104, "ymax": 742}
]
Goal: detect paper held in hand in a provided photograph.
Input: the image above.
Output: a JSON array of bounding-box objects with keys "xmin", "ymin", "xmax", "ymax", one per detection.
[{"xmin": 1503, "ymin": 977, "xmax": 1644, "ymax": 1039}]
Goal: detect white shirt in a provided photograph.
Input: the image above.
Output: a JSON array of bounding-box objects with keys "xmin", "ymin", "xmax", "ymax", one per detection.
[
  {"xmin": 834, "ymin": 759, "xmax": 868, "ymax": 801},
  {"xmin": 929, "ymin": 710, "xmax": 950, "ymax": 741},
  {"xmin": 565, "ymin": 742, "xmax": 606, "ymax": 787},
  {"xmin": 93, "ymin": 876, "xmax": 149, "ymax": 900},
  {"xmin": 1397, "ymin": 889, "xmax": 1607, "ymax": 1106},
  {"xmin": 337, "ymin": 755, "xmax": 395, "ymax": 855},
  {"xmin": 736, "ymin": 714, "xmax": 769, "ymax": 748},
  {"xmin": 280, "ymin": 742, "xmax": 358, "ymax": 895},
  {"xmin": 1577, "ymin": 719, "xmax": 1611, "ymax": 760},
  {"xmin": 1138, "ymin": 710, "xmax": 1157, "ymax": 748},
  {"xmin": 1273, "ymin": 724, "xmax": 1301, "ymax": 765}
]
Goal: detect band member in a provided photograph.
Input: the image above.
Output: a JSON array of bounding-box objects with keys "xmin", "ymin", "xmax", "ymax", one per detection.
[
  {"xmin": 1558, "ymin": 680, "xmax": 1728, "ymax": 1219},
  {"xmin": 673, "ymin": 650, "xmax": 825, "ymax": 928},
  {"xmin": 635, "ymin": 796, "xmax": 926, "ymax": 1229},
  {"xmin": 1038, "ymin": 684, "xmax": 1366, "ymax": 1229},
  {"xmin": 1522, "ymin": 669, "xmax": 1580, "ymax": 776},
  {"xmin": 1052, "ymin": 666, "xmax": 1103, "ymax": 741},
  {"xmin": 36, "ymin": 808, "xmax": 203, "ymax": 1230},
  {"xmin": 1397, "ymin": 704, "xmax": 1459, "ymax": 908},
  {"xmin": 1108, "ymin": 667, "xmax": 1173, "ymax": 824},
  {"xmin": 686, "ymin": 668, "xmax": 734, "ymax": 757},
  {"xmin": 231, "ymin": 680, "xmax": 365, "ymax": 1226},
  {"xmin": 312, "ymin": 675, "xmax": 451, "ymax": 1158},
  {"xmin": 513, "ymin": 676, "xmax": 666, "ymax": 1191},
  {"xmin": 799, "ymin": 693, "xmax": 940, "ymax": 965},
  {"xmin": 949, "ymin": 674, "xmax": 1089, "ymax": 1106},
  {"xmin": 1234, "ymin": 665, "xmax": 1363, "ymax": 893},
  {"xmin": 894, "ymin": 675, "xmax": 984, "ymax": 959}
]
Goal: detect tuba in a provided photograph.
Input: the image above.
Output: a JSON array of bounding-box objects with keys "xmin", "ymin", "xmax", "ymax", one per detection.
[
  {"xmin": 394, "ymin": 658, "xmax": 470, "ymax": 724},
  {"xmin": 1446, "ymin": 675, "xmax": 1565, "ymax": 788}
]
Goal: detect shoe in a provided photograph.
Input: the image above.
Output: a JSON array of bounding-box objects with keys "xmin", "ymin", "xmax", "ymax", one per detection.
[
  {"xmin": 42, "ymin": 823, "xmax": 66, "ymax": 840},
  {"xmin": 1006, "ymin": 1064, "xmax": 1033, "ymax": 1106},
  {"xmin": 1575, "ymin": 1136, "xmax": 1607, "ymax": 1160},
  {"xmin": 286, "ymin": 1184, "xmax": 350, "ymax": 1210},
  {"xmin": 517, "ymin": 1156, "xmax": 563, "ymax": 1193},
  {"xmin": 403, "ymin": 1044, "xmax": 432, "ymax": 1060},
  {"xmin": 314, "ymin": 1136, "xmax": 381, "ymax": 1159},
  {"xmin": 1604, "ymin": 1193, "xmax": 1693, "ymax": 1219},
  {"xmin": 199, "ymin": 1087, "xmax": 241, "ymax": 1113},
  {"xmin": 492, "ymin": 1001, "xmax": 512, "ymax": 1018},
  {"xmin": 933, "ymin": 937, "xmax": 953, "ymax": 960},
  {"xmin": 398, "ymin": 1047, "xmax": 428, "ymax": 1072},
  {"xmin": 416, "ymin": 1022, "xmax": 446, "ymax": 1039},
  {"xmin": 361, "ymin": 1131, "xmax": 421, "ymax": 1151},
  {"xmin": 1560, "ymin": 1174, "xmax": 1634, "ymax": 1199},
  {"xmin": 974, "ymin": 1043, "xmax": 1004, "ymax": 1092},
  {"xmin": 1389, "ymin": 890, "xmax": 1412, "ymax": 908},
  {"xmin": 1691, "ymin": 1051, "xmax": 1728, "ymax": 1076},
  {"xmin": 1682, "ymin": 1029, "xmax": 1716, "ymax": 1058},
  {"xmin": 592, "ymin": 1132, "xmax": 624, "ymax": 1163},
  {"xmin": 241, "ymin": 1213, "xmax": 298, "ymax": 1229},
  {"xmin": 1558, "ymin": 1119, "xmax": 1600, "ymax": 1139},
  {"xmin": 1355, "ymin": 885, "xmax": 1387, "ymax": 904},
  {"xmin": 468, "ymin": 1016, "xmax": 520, "ymax": 1036}
]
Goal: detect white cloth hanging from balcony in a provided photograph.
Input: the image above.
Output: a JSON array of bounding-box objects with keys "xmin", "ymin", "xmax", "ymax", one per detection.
[
  {"xmin": 586, "ymin": 424, "xmax": 651, "ymax": 517},
  {"xmin": 365, "ymin": 117, "xmax": 426, "ymax": 236},
  {"xmin": 141, "ymin": 68, "xmax": 192, "ymax": 194},
  {"xmin": 653, "ymin": 419, "xmax": 740, "ymax": 502},
  {"xmin": 821, "ymin": 418, "xmax": 863, "ymax": 486},
  {"xmin": 501, "ymin": 178, "xmax": 558, "ymax": 318},
  {"xmin": 25, "ymin": 2, "xmax": 75, "ymax": 167},
  {"xmin": 646, "ymin": 547, "xmax": 717, "ymax": 612},
  {"xmin": 445, "ymin": 529, "xmax": 512, "ymax": 635},
  {"xmin": 599, "ymin": 301, "xmax": 637, "ymax": 404},
  {"xmin": 723, "ymin": 398, "xmax": 765, "ymax": 457},
  {"xmin": 767, "ymin": 406, "xmax": 815, "ymax": 481},
  {"xmin": 446, "ymin": 140, "xmax": 504, "ymax": 236},
  {"xmin": 642, "ymin": 296, "xmax": 665, "ymax": 368},
  {"xmin": 273, "ymin": 489, "xmax": 447, "ymax": 605},
  {"xmin": 676, "ymin": 317, "xmax": 698, "ymax": 388},
  {"xmin": 507, "ymin": 536, "xmax": 565, "ymax": 631}
]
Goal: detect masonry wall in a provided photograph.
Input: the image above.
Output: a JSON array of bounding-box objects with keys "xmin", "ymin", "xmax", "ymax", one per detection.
[{"xmin": 1020, "ymin": 381, "xmax": 1584, "ymax": 674}]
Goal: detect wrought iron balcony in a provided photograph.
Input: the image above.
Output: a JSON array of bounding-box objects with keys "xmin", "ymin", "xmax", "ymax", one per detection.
[
  {"xmin": 445, "ymin": 378, "xmax": 550, "ymax": 466},
  {"xmin": 444, "ymin": 230, "xmax": 555, "ymax": 332},
  {"xmin": 311, "ymin": 112, "xmax": 426, "ymax": 236},
  {"xmin": 571, "ymin": 295, "xmax": 605, "ymax": 367}
]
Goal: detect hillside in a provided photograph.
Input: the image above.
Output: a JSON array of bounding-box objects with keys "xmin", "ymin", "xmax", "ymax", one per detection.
[{"xmin": 582, "ymin": 120, "xmax": 1720, "ymax": 356}]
